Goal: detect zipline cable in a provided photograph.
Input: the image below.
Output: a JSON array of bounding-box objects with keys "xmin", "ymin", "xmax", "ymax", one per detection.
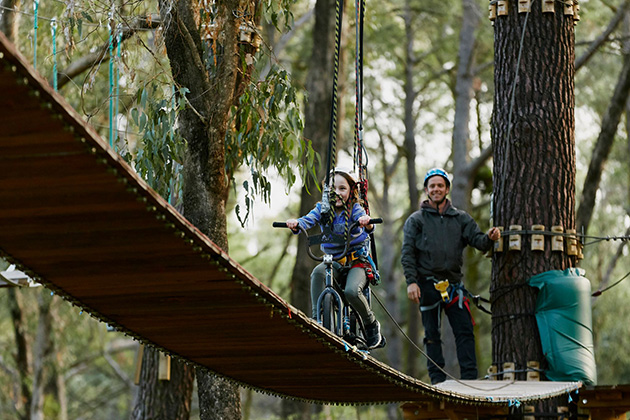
[
  {"xmin": 370, "ymin": 290, "xmax": 517, "ymax": 392},
  {"xmin": 497, "ymin": 5, "xmax": 531, "ymax": 212}
]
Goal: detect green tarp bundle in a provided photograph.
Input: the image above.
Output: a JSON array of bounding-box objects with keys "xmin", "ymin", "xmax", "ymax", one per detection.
[{"xmin": 529, "ymin": 268, "xmax": 597, "ymax": 385}]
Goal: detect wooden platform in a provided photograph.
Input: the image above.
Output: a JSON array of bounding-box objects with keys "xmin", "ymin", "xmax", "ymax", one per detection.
[
  {"xmin": 578, "ymin": 385, "xmax": 630, "ymax": 420},
  {"xmin": 0, "ymin": 31, "xmax": 581, "ymax": 406}
]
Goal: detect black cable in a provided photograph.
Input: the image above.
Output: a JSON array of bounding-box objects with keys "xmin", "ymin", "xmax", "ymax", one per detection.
[
  {"xmin": 324, "ymin": 0, "xmax": 344, "ymax": 188},
  {"xmin": 592, "ymin": 270, "xmax": 630, "ymax": 297},
  {"xmin": 370, "ymin": 291, "xmax": 518, "ymax": 391}
]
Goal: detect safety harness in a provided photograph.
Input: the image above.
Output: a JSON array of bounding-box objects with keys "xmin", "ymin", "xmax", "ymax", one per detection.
[{"xmin": 419, "ymin": 277, "xmax": 492, "ymax": 325}]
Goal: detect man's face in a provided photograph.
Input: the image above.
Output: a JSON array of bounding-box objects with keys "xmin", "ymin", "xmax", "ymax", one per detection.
[{"xmin": 425, "ymin": 176, "xmax": 449, "ymax": 203}]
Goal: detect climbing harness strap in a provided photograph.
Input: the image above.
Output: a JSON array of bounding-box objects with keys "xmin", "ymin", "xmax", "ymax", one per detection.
[
  {"xmin": 434, "ymin": 280, "xmax": 450, "ymax": 302},
  {"xmin": 420, "ymin": 277, "xmax": 491, "ymax": 315},
  {"xmin": 338, "ymin": 246, "xmax": 380, "ymax": 285}
]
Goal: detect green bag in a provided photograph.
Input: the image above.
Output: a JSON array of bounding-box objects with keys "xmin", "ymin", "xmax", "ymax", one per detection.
[{"xmin": 529, "ymin": 268, "xmax": 597, "ymax": 385}]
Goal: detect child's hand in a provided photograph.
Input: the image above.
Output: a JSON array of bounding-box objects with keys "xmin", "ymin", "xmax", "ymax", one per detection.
[
  {"xmin": 358, "ymin": 215, "xmax": 373, "ymax": 229},
  {"xmin": 286, "ymin": 219, "xmax": 299, "ymax": 232}
]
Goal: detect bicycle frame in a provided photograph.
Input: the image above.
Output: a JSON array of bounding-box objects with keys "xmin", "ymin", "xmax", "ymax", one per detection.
[
  {"xmin": 315, "ymin": 254, "xmax": 344, "ymax": 333},
  {"xmin": 273, "ymin": 218, "xmax": 382, "ymax": 344}
]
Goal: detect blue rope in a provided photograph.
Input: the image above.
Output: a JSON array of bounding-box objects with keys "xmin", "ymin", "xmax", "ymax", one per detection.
[
  {"xmin": 114, "ymin": 24, "xmax": 122, "ymax": 150},
  {"xmin": 32, "ymin": 0, "xmax": 39, "ymax": 69},
  {"xmin": 50, "ymin": 18, "xmax": 57, "ymax": 90},
  {"xmin": 108, "ymin": 10, "xmax": 114, "ymax": 148}
]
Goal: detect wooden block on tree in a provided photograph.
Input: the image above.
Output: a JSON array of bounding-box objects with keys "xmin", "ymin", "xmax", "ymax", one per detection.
[
  {"xmin": 503, "ymin": 362, "xmax": 515, "ymax": 381},
  {"xmin": 159, "ymin": 353, "xmax": 171, "ymax": 381},
  {"xmin": 527, "ymin": 361, "xmax": 540, "ymax": 381}
]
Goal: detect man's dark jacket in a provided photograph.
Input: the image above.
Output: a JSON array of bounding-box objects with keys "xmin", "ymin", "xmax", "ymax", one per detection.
[{"xmin": 401, "ymin": 199, "xmax": 493, "ymax": 285}]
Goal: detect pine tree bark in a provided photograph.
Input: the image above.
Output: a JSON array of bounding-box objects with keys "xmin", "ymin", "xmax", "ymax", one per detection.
[
  {"xmin": 132, "ymin": 349, "xmax": 195, "ymax": 420},
  {"xmin": 491, "ymin": 0, "xmax": 576, "ymax": 391}
]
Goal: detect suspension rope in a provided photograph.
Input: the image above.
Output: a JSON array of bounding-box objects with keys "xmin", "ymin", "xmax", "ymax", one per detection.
[
  {"xmin": 108, "ymin": 6, "xmax": 115, "ymax": 148},
  {"xmin": 321, "ymin": 0, "xmax": 345, "ymax": 224},
  {"xmin": 497, "ymin": 6, "xmax": 531, "ymax": 213},
  {"xmin": 50, "ymin": 18, "xmax": 58, "ymax": 90},
  {"xmin": 114, "ymin": 23, "xmax": 123, "ymax": 150},
  {"xmin": 370, "ymin": 291, "xmax": 517, "ymax": 391},
  {"xmin": 591, "ymin": 270, "xmax": 630, "ymax": 297},
  {"xmin": 32, "ymin": 0, "xmax": 39, "ymax": 70},
  {"xmin": 353, "ymin": 0, "xmax": 370, "ymax": 215},
  {"xmin": 324, "ymin": 0, "xmax": 344, "ymax": 187}
]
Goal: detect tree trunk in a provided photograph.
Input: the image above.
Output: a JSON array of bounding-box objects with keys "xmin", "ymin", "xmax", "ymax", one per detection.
[
  {"xmin": 30, "ymin": 292, "xmax": 54, "ymax": 420},
  {"xmin": 9, "ymin": 288, "xmax": 30, "ymax": 420},
  {"xmin": 132, "ymin": 349, "xmax": 195, "ymax": 420},
  {"xmin": 132, "ymin": 0, "xmax": 248, "ymax": 418},
  {"xmin": 0, "ymin": 0, "xmax": 19, "ymax": 41},
  {"xmin": 491, "ymin": 0, "xmax": 576, "ymax": 409},
  {"xmin": 450, "ymin": 0, "xmax": 481, "ymax": 213}
]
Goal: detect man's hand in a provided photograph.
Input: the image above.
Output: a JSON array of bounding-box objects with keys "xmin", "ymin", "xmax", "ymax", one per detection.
[
  {"xmin": 407, "ymin": 283, "xmax": 421, "ymax": 304},
  {"xmin": 488, "ymin": 227, "xmax": 501, "ymax": 241}
]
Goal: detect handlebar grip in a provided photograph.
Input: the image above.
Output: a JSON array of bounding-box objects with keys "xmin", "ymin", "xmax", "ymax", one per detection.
[
  {"xmin": 272, "ymin": 222, "xmax": 288, "ymax": 228},
  {"xmin": 369, "ymin": 218, "xmax": 383, "ymax": 224}
]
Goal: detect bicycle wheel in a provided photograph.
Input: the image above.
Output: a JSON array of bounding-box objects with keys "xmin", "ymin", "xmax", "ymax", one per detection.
[
  {"xmin": 348, "ymin": 310, "xmax": 368, "ymax": 350},
  {"xmin": 321, "ymin": 293, "xmax": 338, "ymax": 334}
]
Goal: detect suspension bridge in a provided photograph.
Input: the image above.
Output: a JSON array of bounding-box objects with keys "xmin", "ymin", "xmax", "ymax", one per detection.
[{"xmin": 0, "ymin": 31, "xmax": 600, "ymax": 417}]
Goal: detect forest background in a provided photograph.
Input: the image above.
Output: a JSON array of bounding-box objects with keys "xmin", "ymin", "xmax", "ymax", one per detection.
[{"xmin": 1, "ymin": 0, "xmax": 630, "ymax": 418}]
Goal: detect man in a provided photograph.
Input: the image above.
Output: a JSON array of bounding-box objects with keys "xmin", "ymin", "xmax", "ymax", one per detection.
[{"xmin": 401, "ymin": 168, "xmax": 501, "ymax": 384}]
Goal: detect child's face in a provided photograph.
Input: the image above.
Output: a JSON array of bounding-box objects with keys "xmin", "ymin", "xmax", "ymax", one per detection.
[{"xmin": 333, "ymin": 174, "xmax": 351, "ymax": 208}]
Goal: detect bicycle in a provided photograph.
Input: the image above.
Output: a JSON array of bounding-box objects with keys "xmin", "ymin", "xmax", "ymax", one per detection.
[{"xmin": 273, "ymin": 218, "xmax": 383, "ymax": 350}]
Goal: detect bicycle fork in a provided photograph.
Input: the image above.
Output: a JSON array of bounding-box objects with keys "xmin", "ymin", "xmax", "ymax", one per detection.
[{"xmin": 315, "ymin": 254, "xmax": 344, "ymax": 335}]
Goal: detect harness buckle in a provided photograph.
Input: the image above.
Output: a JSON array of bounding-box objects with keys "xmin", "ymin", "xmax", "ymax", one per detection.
[
  {"xmin": 434, "ymin": 280, "xmax": 450, "ymax": 302},
  {"xmin": 340, "ymin": 249, "xmax": 362, "ymax": 266}
]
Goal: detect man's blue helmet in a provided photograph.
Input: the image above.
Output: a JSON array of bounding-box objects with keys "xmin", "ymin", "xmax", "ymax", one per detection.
[{"xmin": 423, "ymin": 168, "xmax": 451, "ymax": 188}]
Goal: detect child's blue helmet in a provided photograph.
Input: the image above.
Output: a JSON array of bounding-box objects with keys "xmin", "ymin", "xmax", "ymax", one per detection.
[{"xmin": 423, "ymin": 168, "xmax": 450, "ymax": 188}]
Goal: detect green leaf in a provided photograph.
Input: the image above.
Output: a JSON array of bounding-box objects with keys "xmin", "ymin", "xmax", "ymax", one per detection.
[{"xmin": 80, "ymin": 11, "xmax": 94, "ymax": 23}]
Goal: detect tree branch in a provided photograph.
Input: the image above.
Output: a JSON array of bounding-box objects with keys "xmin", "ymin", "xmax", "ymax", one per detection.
[
  {"xmin": 54, "ymin": 15, "xmax": 161, "ymax": 89},
  {"xmin": 575, "ymin": 0, "xmax": 630, "ymax": 71},
  {"xmin": 576, "ymin": 52, "xmax": 630, "ymax": 232}
]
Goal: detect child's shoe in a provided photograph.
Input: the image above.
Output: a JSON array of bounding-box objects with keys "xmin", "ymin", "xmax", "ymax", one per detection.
[{"xmin": 366, "ymin": 320, "xmax": 383, "ymax": 349}]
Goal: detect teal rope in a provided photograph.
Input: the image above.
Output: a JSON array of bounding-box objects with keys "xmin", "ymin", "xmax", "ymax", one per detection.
[
  {"xmin": 114, "ymin": 24, "xmax": 122, "ymax": 151},
  {"xmin": 33, "ymin": 0, "xmax": 39, "ymax": 70},
  {"xmin": 108, "ymin": 11, "xmax": 114, "ymax": 148},
  {"xmin": 50, "ymin": 18, "xmax": 57, "ymax": 90},
  {"xmin": 168, "ymin": 85, "xmax": 177, "ymax": 205}
]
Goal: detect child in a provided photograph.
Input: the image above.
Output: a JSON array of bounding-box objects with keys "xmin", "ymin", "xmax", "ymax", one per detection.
[{"xmin": 286, "ymin": 167, "xmax": 384, "ymax": 349}]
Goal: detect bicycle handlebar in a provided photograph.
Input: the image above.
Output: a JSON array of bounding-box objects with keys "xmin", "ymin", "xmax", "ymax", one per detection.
[{"xmin": 273, "ymin": 218, "xmax": 383, "ymax": 262}]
